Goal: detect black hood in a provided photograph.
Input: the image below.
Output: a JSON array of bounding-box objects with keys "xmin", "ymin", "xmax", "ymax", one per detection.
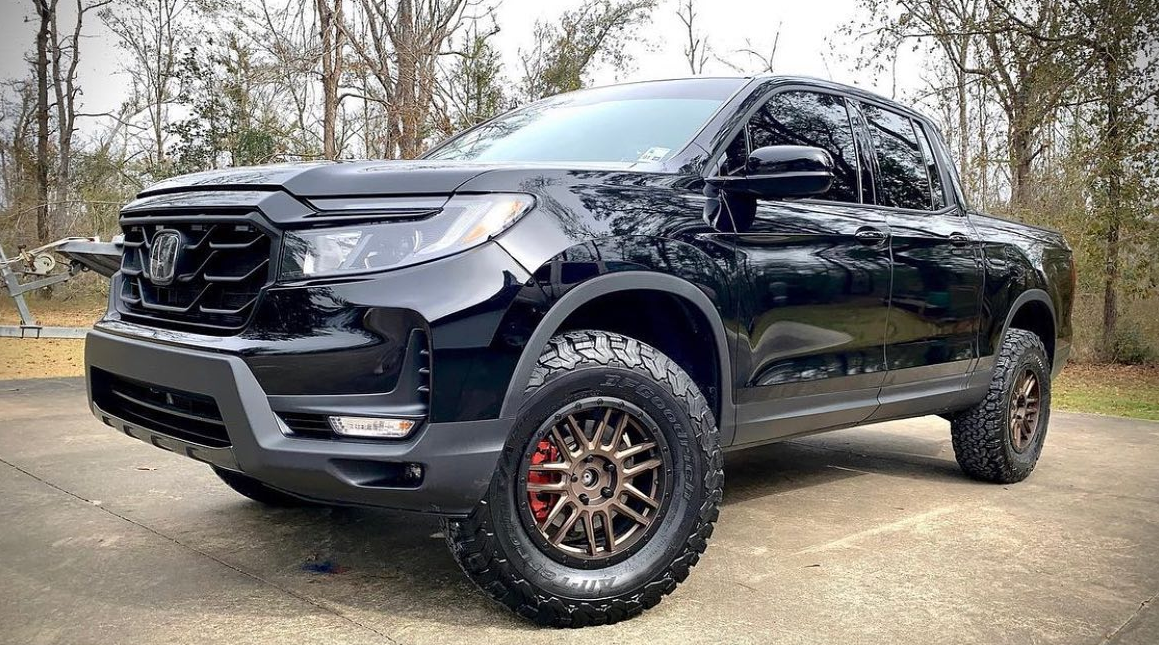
[
  {"xmin": 139, "ymin": 160, "xmax": 510, "ymax": 198},
  {"xmin": 138, "ymin": 159, "xmax": 654, "ymax": 199}
]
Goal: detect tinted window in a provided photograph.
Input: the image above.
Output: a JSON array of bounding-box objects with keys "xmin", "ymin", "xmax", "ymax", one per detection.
[
  {"xmin": 914, "ymin": 122, "xmax": 947, "ymax": 209},
  {"xmin": 743, "ymin": 91, "xmax": 860, "ymax": 203},
  {"xmin": 861, "ymin": 104, "xmax": 932, "ymax": 210}
]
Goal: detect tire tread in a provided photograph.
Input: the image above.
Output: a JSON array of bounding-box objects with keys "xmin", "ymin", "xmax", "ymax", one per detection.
[
  {"xmin": 444, "ymin": 330, "xmax": 723, "ymax": 628},
  {"xmin": 950, "ymin": 329, "xmax": 1050, "ymax": 484}
]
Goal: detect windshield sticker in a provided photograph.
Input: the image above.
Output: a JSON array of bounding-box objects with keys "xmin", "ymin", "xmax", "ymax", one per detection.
[{"xmin": 637, "ymin": 147, "xmax": 671, "ymax": 163}]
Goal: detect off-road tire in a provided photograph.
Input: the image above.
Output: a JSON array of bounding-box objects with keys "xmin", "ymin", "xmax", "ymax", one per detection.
[
  {"xmin": 443, "ymin": 330, "xmax": 723, "ymax": 627},
  {"xmin": 212, "ymin": 467, "xmax": 312, "ymax": 507},
  {"xmin": 950, "ymin": 329, "xmax": 1052, "ymax": 483}
]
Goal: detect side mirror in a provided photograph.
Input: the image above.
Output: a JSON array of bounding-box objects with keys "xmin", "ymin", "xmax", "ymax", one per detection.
[{"xmin": 706, "ymin": 145, "xmax": 834, "ymax": 200}]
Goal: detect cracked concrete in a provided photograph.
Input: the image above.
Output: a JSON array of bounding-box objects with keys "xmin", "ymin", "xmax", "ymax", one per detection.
[{"xmin": 2, "ymin": 377, "xmax": 1157, "ymax": 644}]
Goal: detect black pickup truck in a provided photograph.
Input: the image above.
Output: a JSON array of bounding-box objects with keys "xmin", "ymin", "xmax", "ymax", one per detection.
[{"xmin": 83, "ymin": 76, "xmax": 1074, "ymax": 627}]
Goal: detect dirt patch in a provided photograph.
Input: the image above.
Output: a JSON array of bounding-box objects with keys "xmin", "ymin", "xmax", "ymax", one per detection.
[
  {"xmin": 0, "ymin": 338, "xmax": 85, "ymax": 380},
  {"xmin": 0, "ymin": 292, "xmax": 106, "ymax": 328}
]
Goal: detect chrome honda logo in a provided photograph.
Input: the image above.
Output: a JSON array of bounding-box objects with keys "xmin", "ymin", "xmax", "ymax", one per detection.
[{"xmin": 149, "ymin": 230, "xmax": 181, "ymax": 286}]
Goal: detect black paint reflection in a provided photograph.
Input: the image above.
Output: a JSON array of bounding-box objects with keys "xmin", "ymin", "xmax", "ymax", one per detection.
[
  {"xmin": 729, "ymin": 201, "xmax": 892, "ymax": 390},
  {"xmin": 884, "ymin": 211, "xmax": 983, "ymax": 373}
]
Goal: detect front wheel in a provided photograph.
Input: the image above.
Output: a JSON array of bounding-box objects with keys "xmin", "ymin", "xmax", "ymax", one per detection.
[
  {"xmin": 444, "ymin": 330, "xmax": 723, "ymax": 627},
  {"xmin": 951, "ymin": 329, "xmax": 1052, "ymax": 483}
]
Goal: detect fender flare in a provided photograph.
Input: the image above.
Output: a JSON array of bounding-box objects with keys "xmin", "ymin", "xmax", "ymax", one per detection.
[
  {"xmin": 498, "ymin": 271, "xmax": 737, "ymax": 445},
  {"xmin": 999, "ymin": 288, "xmax": 1056, "ymax": 347},
  {"xmin": 975, "ymin": 288, "xmax": 1058, "ymax": 379}
]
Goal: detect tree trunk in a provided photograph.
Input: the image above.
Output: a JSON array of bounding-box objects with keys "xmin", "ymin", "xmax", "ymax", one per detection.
[
  {"xmin": 1009, "ymin": 118, "xmax": 1034, "ymax": 210},
  {"xmin": 316, "ymin": 0, "xmax": 343, "ymax": 159},
  {"xmin": 34, "ymin": 0, "xmax": 53, "ymax": 245},
  {"xmin": 1100, "ymin": 50, "xmax": 1123, "ymax": 356},
  {"xmin": 1102, "ymin": 214, "xmax": 1119, "ymax": 353},
  {"xmin": 955, "ymin": 60, "xmax": 969, "ymax": 196},
  {"xmin": 396, "ymin": 0, "xmax": 419, "ymax": 159}
]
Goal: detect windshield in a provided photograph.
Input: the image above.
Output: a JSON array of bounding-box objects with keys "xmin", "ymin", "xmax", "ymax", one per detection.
[{"xmin": 425, "ymin": 78, "xmax": 745, "ymax": 165}]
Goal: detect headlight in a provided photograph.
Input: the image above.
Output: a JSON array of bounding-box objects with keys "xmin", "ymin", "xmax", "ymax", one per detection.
[{"xmin": 280, "ymin": 193, "xmax": 535, "ymax": 279}]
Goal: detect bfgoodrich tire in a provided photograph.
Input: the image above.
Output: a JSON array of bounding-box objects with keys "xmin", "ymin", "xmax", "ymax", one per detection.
[
  {"xmin": 212, "ymin": 467, "xmax": 313, "ymax": 507},
  {"xmin": 443, "ymin": 330, "xmax": 723, "ymax": 627},
  {"xmin": 951, "ymin": 329, "xmax": 1052, "ymax": 483}
]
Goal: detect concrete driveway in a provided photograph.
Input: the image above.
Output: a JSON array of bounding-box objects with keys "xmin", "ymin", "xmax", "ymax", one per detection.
[{"xmin": 2, "ymin": 377, "xmax": 1157, "ymax": 645}]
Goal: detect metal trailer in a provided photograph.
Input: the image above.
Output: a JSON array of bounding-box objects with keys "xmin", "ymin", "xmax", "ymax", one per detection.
[{"xmin": 1, "ymin": 238, "xmax": 121, "ymax": 337}]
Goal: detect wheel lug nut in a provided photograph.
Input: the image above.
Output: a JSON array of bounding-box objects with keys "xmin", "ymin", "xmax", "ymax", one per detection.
[
  {"xmin": 604, "ymin": 462, "xmax": 615, "ymax": 472},
  {"xmin": 571, "ymin": 475, "xmax": 579, "ymax": 482},
  {"xmin": 601, "ymin": 487, "xmax": 613, "ymax": 498},
  {"xmin": 578, "ymin": 493, "xmax": 589, "ymax": 504}
]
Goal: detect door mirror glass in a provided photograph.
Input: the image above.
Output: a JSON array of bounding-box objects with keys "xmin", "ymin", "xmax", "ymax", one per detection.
[{"xmin": 708, "ymin": 145, "xmax": 834, "ymax": 199}]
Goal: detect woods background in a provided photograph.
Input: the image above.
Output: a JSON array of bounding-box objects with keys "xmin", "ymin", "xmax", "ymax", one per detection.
[{"xmin": 0, "ymin": 0, "xmax": 1156, "ymax": 364}]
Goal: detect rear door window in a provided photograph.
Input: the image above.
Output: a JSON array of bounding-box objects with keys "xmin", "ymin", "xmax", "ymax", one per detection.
[{"xmin": 861, "ymin": 104, "xmax": 934, "ymax": 210}]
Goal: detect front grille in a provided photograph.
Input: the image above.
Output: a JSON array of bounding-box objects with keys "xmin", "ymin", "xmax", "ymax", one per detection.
[
  {"xmin": 92, "ymin": 369, "xmax": 230, "ymax": 447},
  {"xmin": 118, "ymin": 215, "xmax": 274, "ymax": 334}
]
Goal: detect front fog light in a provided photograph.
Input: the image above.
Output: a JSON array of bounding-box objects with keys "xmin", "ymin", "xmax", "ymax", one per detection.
[{"xmin": 328, "ymin": 416, "xmax": 417, "ymax": 439}]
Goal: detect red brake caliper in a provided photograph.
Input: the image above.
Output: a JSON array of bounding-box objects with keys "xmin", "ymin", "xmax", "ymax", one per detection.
[{"xmin": 528, "ymin": 439, "xmax": 560, "ymax": 523}]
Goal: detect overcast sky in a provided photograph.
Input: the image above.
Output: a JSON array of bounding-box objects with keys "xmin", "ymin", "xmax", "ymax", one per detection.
[{"xmin": 0, "ymin": 0, "xmax": 923, "ymax": 136}]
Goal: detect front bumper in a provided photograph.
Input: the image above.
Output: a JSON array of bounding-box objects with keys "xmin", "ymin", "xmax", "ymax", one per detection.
[{"xmin": 86, "ymin": 329, "xmax": 512, "ymax": 516}]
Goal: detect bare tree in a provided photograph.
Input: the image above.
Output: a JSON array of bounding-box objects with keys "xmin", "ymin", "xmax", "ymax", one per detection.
[
  {"xmin": 50, "ymin": 0, "xmax": 113, "ymax": 209},
  {"xmin": 718, "ymin": 29, "xmax": 782, "ymax": 75},
  {"xmin": 340, "ymin": 0, "xmax": 471, "ymax": 158},
  {"xmin": 435, "ymin": 13, "xmax": 505, "ymax": 137},
  {"xmin": 858, "ymin": 1, "xmax": 982, "ymax": 183},
  {"xmin": 32, "ymin": 0, "xmax": 54, "ymax": 243},
  {"xmin": 101, "ymin": 0, "xmax": 192, "ymax": 175},
  {"xmin": 845, "ymin": 0, "xmax": 1092, "ymax": 209},
  {"xmin": 676, "ymin": 0, "xmax": 710, "ymax": 75},
  {"xmin": 980, "ymin": 1, "xmax": 1092, "ymax": 207},
  {"xmin": 518, "ymin": 0, "xmax": 656, "ymax": 101},
  {"xmin": 315, "ymin": 0, "xmax": 345, "ymax": 159},
  {"xmin": 248, "ymin": 0, "xmax": 324, "ymax": 158},
  {"xmin": 0, "ymin": 80, "xmax": 39, "ymax": 219}
]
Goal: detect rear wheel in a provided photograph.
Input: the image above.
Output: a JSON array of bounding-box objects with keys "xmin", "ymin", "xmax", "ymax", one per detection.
[
  {"xmin": 951, "ymin": 329, "xmax": 1052, "ymax": 483},
  {"xmin": 444, "ymin": 330, "xmax": 723, "ymax": 627},
  {"xmin": 212, "ymin": 467, "xmax": 312, "ymax": 507}
]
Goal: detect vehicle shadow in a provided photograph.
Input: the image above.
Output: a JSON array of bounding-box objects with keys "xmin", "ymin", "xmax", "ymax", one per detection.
[
  {"xmin": 200, "ymin": 424, "xmax": 970, "ymax": 630},
  {"xmin": 722, "ymin": 427, "xmax": 966, "ymax": 506}
]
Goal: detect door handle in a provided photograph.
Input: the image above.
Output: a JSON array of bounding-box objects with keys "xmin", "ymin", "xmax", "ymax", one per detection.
[
  {"xmin": 854, "ymin": 227, "xmax": 888, "ymax": 245},
  {"xmin": 949, "ymin": 232, "xmax": 972, "ymax": 246}
]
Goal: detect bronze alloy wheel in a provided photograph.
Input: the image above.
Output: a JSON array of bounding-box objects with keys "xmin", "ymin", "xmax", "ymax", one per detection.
[
  {"xmin": 519, "ymin": 397, "xmax": 669, "ymax": 562},
  {"xmin": 1009, "ymin": 367, "xmax": 1042, "ymax": 453}
]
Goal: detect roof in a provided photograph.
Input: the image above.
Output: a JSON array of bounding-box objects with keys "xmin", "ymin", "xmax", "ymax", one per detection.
[{"xmin": 584, "ymin": 75, "xmax": 938, "ymax": 127}]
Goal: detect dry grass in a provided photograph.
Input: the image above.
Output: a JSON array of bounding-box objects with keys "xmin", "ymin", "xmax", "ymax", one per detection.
[
  {"xmin": 0, "ymin": 292, "xmax": 106, "ymax": 328},
  {"xmin": 0, "ymin": 338, "xmax": 86, "ymax": 380},
  {"xmin": 0, "ymin": 290, "xmax": 102, "ymax": 380}
]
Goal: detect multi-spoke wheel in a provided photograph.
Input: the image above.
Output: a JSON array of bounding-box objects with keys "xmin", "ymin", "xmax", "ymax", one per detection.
[
  {"xmin": 521, "ymin": 399, "xmax": 667, "ymax": 562},
  {"xmin": 952, "ymin": 328, "xmax": 1052, "ymax": 483},
  {"xmin": 1008, "ymin": 368, "xmax": 1041, "ymax": 453},
  {"xmin": 444, "ymin": 330, "xmax": 723, "ymax": 627}
]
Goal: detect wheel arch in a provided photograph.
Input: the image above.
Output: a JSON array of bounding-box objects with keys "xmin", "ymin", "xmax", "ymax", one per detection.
[
  {"xmin": 499, "ymin": 271, "xmax": 736, "ymax": 445},
  {"xmin": 999, "ymin": 289, "xmax": 1058, "ymax": 372}
]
